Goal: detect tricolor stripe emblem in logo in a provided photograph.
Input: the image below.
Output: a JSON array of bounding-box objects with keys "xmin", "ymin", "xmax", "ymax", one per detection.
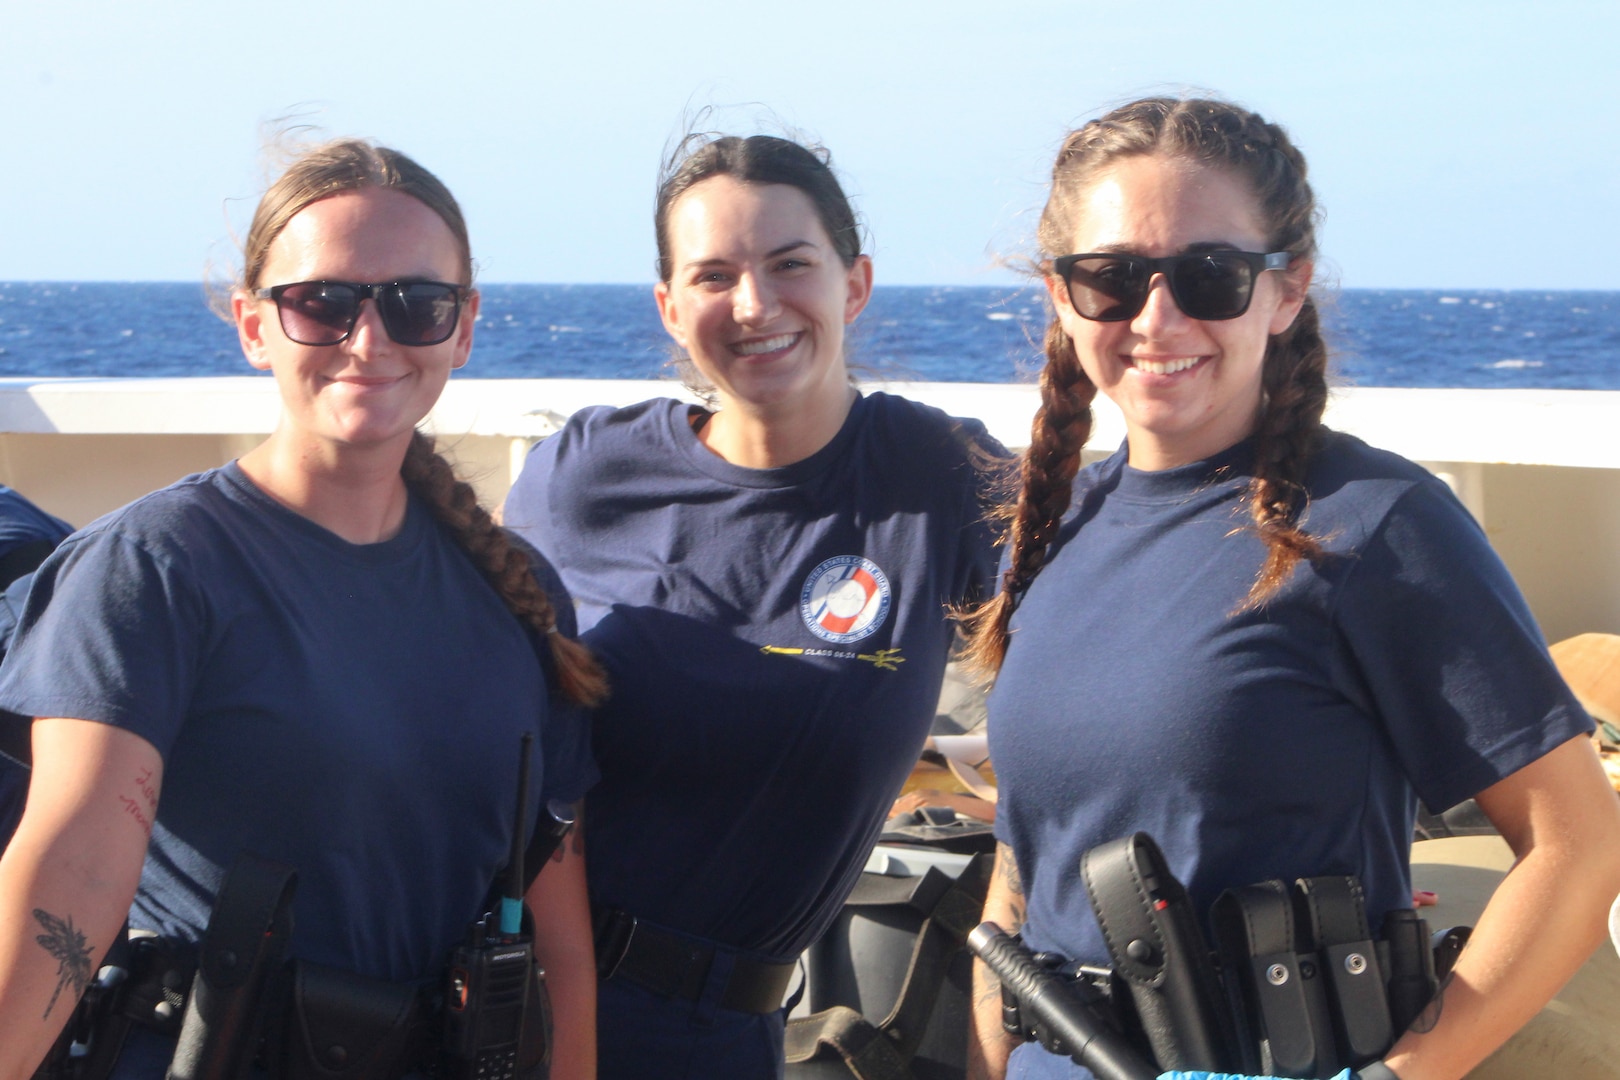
[{"xmin": 800, "ymin": 556, "xmax": 891, "ymax": 643}]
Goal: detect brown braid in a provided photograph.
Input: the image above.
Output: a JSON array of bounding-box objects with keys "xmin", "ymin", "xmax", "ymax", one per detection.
[
  {"xmin": 401, "ymin": 432, "xmax": 608, "ymax": 707},
  {"xmin": 959, "ymin": 318, "xmax": 1096, "ymax": 675},
  {"xmin": 1239, "ymin": 295, "xmax": 1329, "ymax": 609},
  {"xmin": 963, "ymin": 98, "xmax": 1332, "ymax": 673}
]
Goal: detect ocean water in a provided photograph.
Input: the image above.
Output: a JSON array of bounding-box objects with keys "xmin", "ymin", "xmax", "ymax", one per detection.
[{"xmin": 0, "ymin": 282, "xmax": 1616, "ymax": 388}]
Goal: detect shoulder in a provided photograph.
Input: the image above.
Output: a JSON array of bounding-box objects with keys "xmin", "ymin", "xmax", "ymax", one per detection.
[
  {"xmin": 550, "ymin": 398, "xmax": 687, "ymax": 458},
  {"xmin": 857, "ymin": 391, "xmax": 1012, "ymax": 476},
  {"xmin": 1302, "ymin": 431, "xmax": 1464, "ymax": 548},
  {"xmin": 513, "ymin": 399, "xmax": 687, "ymax": 488},
  {"xmin": 505, "ymin": 398, "xmax": 692, "ymax": 534},
  {"xmin": 61, "ymin": 467, "xmax": 244, "ymax": 566}
]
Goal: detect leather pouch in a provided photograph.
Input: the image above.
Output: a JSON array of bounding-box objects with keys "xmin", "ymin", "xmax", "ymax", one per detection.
[
  {"xmin": 1081, "ymin": 832, "xmax": 1236, "ymax": 1071},
  {"xmin": 167, "ymin": 856, "xmax": 297, "ymax": 1080},
  {"xmin": 281, "ymin": 960, "xmax": 422, "ymax": 1080}
]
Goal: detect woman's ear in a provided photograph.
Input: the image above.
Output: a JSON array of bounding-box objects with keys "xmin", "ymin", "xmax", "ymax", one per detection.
[
  {"xmin": 843, "ymin": 255, "xmax": 874, "ymax": 325},
  {"xmin": 653, "ymin": 281, "xmax": 687, "ymax": 349},
  {"xmin": 1268, "ymin": 258, "xmax": 1314, "ymax": 336},
  {"xmin": 233, "ymin": 290, "xmax": 274, "ymax": 371}
]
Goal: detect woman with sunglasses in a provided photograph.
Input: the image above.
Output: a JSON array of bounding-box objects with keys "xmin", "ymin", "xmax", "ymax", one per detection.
[
  {"xmin": 502, "ymin": 133, "xmax": 1006, "ymax": 1079},
  {"xmin": 963, "ymin": 97, "xmax": 1620, "ymax": 1080},
  {"xmin": 0, "ymin": 139, "xmax": 604, "ymax": 1078}
]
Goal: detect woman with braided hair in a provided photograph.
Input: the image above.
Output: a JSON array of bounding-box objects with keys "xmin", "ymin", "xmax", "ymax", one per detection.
[
  {"xmin": 966, "ymin": 98, "xmax": 1620, "ymax": 1080},
  {"xmin": 0, "ymin": 139, "xmax": 604, "ymax": 1077}
]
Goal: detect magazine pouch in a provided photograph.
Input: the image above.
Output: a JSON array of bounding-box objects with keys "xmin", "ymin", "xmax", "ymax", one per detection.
[
  {"xmin": 1292, "ymin": 876, "xmax": 1392, "ymax": 1067},
  {"xmin": 1211, "ymin": 880, "xmax": 1337, "ymax": 1078},
  {"xmin": 280, "ymin": 960, "xmax": 423, "ymax": 1080},
  {"xmin": 1080, "ymin": 833, "xmax": 1234, "ymax": 1071}
]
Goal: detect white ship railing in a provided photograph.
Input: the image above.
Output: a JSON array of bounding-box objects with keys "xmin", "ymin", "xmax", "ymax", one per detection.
[{"xmin": 0, "ymin": 377, "xmax": 1615, "ymax": 642}]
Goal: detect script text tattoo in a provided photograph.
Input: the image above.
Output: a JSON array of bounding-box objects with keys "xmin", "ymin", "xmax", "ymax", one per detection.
[{"xmin": 117, "ymin": 764, "xmax": 157, "ymax": 834}]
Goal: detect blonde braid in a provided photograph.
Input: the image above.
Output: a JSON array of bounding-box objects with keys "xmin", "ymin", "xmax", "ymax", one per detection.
[{"xmin": 401, "ymin": 433, "xmax": 607, "ymax": 706}]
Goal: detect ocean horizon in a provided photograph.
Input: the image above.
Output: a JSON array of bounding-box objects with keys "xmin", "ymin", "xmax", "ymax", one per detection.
[{"xmin": 2, "ymin": 282, "xmax": 1617, "ymax": 390}]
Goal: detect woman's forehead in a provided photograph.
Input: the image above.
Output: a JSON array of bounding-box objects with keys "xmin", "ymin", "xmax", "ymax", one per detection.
[
  {"xmin": 1067, "ymin": 155, "xmax": 1268, "ymax": 254},
  {"xmin": 264, "ymin": 188, "xmax": 463, "ymax": 282},
  {"xmin": 666, "ymin": 177, "xmax": 829, "ymax": 261}
]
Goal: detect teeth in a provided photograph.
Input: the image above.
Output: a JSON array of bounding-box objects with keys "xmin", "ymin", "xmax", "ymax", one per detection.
[
  {"xmin": 734, "ymin": 333, "xmax": 798, "ymax": 356},
  {"xmin": 1134, "ymin": 356, "xmax": 1202, "ymax": 375}
]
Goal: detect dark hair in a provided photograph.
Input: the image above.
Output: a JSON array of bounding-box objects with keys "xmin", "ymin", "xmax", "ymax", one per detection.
[
  {"xmin": 654, "ymin": 134, "xmax": 864, "ymax": 282},
  {"xmin": 241, "ymin": 138, "xmax": 606, "ymax": 706},
  {"xmin": 963, "ymin": 97, "xmax": 1329, "ymax": 674}
]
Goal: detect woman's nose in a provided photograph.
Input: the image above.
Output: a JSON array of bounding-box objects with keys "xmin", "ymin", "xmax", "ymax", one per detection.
[
  {"xmin": 345, "ymin": 298, "xmax": 392, "ymax": 353},
  {"xmin": 732, "ymin": 273, "xmax": 779, "ymax": 325},
  {"xmin": 1132, "ymin": 273, "xmax": 1192, "ymax": 333}
]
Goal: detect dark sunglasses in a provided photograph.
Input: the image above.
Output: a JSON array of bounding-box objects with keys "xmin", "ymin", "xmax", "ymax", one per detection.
[
  {"xmin": 254, "ymin": 280, "xmax": 470, "ymax": 347},
  {"xmin": 1052, "ymin": 250, "xmax": 1291, "ymax": 322}
]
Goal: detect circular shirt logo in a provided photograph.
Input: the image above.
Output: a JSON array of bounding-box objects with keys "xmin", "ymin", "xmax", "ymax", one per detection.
[{"xmin": 800, "ymin": 556, "xmax": 892, "ymax": 644}]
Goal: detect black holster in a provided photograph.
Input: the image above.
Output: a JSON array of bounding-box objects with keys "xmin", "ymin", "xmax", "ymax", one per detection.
[{"xmin": 167, "ymin": 856, "xmax": 298, "ymax": 1080}]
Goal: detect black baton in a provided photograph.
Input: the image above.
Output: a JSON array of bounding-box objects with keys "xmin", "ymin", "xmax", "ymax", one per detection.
[{"xmin": 969, "ymin": 922, "xmax": 1158, "ymax": 1080}]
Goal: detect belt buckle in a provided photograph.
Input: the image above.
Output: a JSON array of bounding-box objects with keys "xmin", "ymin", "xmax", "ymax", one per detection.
[{"xmin": 594, "ymin": 908, "xmax": 638, "ymax": 982}]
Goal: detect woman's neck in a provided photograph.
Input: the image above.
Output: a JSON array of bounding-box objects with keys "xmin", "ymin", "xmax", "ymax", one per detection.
[
  {"xmin": 699, "ymin": 383, "xmax": 858, "ymax": 469},
  {"xmin": 236, "ymin": 429, "xmax": 412, "ymax": 544}
]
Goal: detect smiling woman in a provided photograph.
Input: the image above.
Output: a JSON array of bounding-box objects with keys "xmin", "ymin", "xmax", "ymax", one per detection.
[
  {"xmin": 963, "ymin": 97, "xmax": 1620, "ymax": 1080},
  {"xmin": 502, "ymin": 132, "xmax": 1012, "ymax": 1080},
  {"xmin": 0, "ymin": 138, "xmax": 604, "ymax": 1078}
]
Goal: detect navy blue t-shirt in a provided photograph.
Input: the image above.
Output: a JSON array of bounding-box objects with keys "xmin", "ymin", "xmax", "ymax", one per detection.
[
  {"xmin": 989, "ymin": 433, "xmax": 1590, "ymax": 1079},
  {"xmin": 505, "ymin": 392, "xmax": 1004, "ymax": 960},
  {"xmin": 0, "ymin": 463, "xmax": 596, "ymax": 983}
]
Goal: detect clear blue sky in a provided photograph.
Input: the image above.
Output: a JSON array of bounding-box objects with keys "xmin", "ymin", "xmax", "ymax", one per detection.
[{"xmin": 4, "ymin": 1, "xmax": 1616, "ymax": 288}]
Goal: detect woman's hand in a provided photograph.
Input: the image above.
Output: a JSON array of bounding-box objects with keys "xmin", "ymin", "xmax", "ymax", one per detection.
[
  {"xmin": 0, "ymin": 719, "xmax": 161, "ymax": 1080},
  {"xmin": 525, "ymin": 802, "xmax": 596, "ymax": 1080},
  {"xmin": 1383, "ymin": 733, "xmax": 1620, "ymax": 1080}
]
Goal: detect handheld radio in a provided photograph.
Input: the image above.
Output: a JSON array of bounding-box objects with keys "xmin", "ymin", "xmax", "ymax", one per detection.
[{"xmin": 442, "ymin": 732, "xmax": 539, "ymax": 1080}]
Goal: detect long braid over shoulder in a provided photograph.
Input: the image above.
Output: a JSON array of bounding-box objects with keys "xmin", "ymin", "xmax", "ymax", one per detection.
[
  {"xmin": 402, "ymin": 433, "xmax": 608, "ymax": 707},
  {"xmin": 962, "ymin": 98, "xmax": 1330, "ymax": 674},
  {"xmin": 958, "ymin": 317, "xmax": 1095, "ymax": 673}
]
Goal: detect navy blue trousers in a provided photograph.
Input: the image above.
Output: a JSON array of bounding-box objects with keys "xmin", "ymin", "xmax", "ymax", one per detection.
[{"xmin": 597, "ymin": 974, "xmax": 786, "ymax": 1080}]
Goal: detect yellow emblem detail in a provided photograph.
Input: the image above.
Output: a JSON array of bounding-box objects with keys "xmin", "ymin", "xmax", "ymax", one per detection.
[{"xmin": 759, "ymin": 645, "xmax": 906, "ymax": 671}]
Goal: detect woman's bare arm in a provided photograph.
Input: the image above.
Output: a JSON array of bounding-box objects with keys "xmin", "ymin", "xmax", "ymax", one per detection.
[
  {"xmin": 525, "ymin": 804, "xmax": 596, "ymax": 1080},
  {"xmin": 0, "ymin": 719, "xmax": 160, "ymax": 1080},
  {"xmin": 1383, "ymin": 734, "xmax": 1620, "ymax": 1080},
  {"xmin": 967, "ymin": 841, "xmax": 1026, "ymax": 1080}
]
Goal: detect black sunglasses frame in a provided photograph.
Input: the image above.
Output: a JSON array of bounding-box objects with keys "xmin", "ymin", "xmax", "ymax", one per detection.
[
  {"xmin": 254, "ymin": 279, "xmax": 471, "ymax": 347},
  {"xmin": 1052, "ymin": 250, "xmax": 1291, "ymax": 323}
]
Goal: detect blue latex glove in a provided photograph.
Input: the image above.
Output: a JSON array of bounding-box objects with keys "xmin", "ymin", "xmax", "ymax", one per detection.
[{"xmin": 1157, "ymin": 1071, "xmax": 1356, "ymax": 1080}]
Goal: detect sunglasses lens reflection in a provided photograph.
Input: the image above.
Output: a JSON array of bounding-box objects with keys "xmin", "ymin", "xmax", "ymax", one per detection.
[
  {"xmin": 1172, "ymin": 256, "xmax": 1254, "ymax": 320},
  {"xmin": 278, "ymin": 283, "xmax": 361, "ymax": 344},
  {"xmin": 381, "ymin": 284, "xmax": 462, "ymax": 346},
  {"xmin": 1067, "ymin": 258, "xmax": 1149, "ymax": 321}
]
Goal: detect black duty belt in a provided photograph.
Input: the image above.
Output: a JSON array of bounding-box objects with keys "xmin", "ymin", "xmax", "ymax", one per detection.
[{"xmin": 592, "ymin": 905, "xmax": 796, "ymax": 1015}]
